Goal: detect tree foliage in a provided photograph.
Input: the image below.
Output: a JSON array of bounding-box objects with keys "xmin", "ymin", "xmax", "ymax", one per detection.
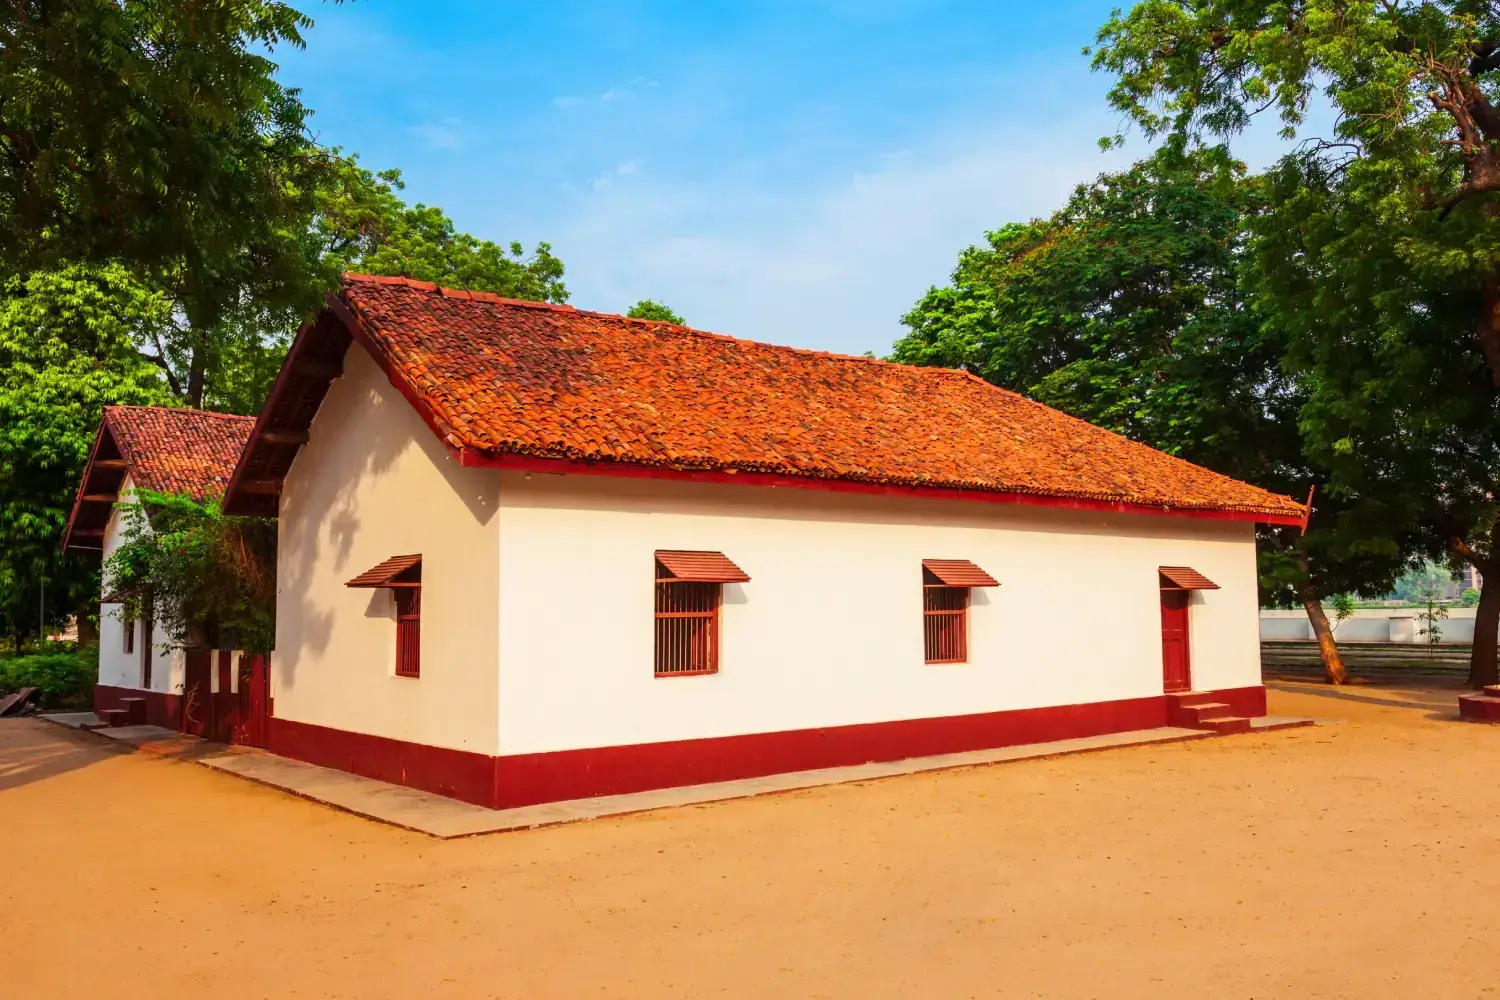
[
  {"xmin": 1, "ymin": 1, "xmax": 340, "ymax": 408},
  {"xmin": 894, "ymin": 149, "xmax": 1295, "ymax": 483},
  {"xmin": 0, "ymin": 265, "xmax": 173, "ymax": 649},
  {"xmin": 627, "ymin": 299, "xmax": 685, "ymax": 324},
  {"xmin": 1092, "ymin": 0, "xmax": 1500, "ymax": 684},
  {"xmin": 313, "ymin": 160, "xmax": 569, "ymax": 303},
  {"xmin": 104, "ymin": 490, "xmax": 277, "ymax": 653}
]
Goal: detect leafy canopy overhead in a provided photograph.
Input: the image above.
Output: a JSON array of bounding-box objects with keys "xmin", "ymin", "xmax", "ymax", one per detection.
[{"xmin": 0, "ymin": 266, "xmax": 174, "ymax": 645}]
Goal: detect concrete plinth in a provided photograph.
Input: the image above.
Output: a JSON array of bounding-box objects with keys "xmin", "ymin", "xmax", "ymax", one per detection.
[{"xmin": 1458, "ymin": 689, "xmax": 1500, "ymax": 722}]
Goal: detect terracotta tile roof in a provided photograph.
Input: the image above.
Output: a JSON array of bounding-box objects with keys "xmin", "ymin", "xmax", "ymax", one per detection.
[
  {"xmin": 923, "ymin": 559, "xmax": 1000, "ymax": 588},
  {"xmin": 346, "ymin": 554, "xmax": 423, "ymax": 588},
  {"xmin": 325, "ymin": 274, "xmax": 1304, "ymax": 521},
  {"xmin": 1159, "ymin": 567, "xmax": 1221, "ymax": 590},
  {"xmin": 105, "ymin": 406, "xmax": 255, "ymax": 502},
  {"xmin": 655, "ymin": 550, "xmax": 752, "ymax": 583},
  {"xmin": 63, "ymin": 405, "xmax": 255, "ymax": 551}
]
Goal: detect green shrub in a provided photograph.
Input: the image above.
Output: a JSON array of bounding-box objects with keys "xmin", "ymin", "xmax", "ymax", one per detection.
[{"xmin": 0, "ymin": 643, "xmax": 97, "ymax": 708}]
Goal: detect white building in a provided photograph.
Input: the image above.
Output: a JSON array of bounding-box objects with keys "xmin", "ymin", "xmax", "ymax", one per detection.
[
  {"xmin": 213, "ymin": 274, "xmax": 1307, "ymax": 809},
  {"xmin": 64, "ymin": 405, "xmax": 260, "ymax": 736}
]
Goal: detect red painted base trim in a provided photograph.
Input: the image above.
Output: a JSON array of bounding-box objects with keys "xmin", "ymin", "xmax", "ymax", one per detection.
[
  {"xmin": 93, "ymin": 684, "xmax": 181, "ymax": 730},
  {"xmin": 263, "ymin": 685, "xmax": 1268, "ymax": 810},
  {"xmin": 268, "ymin": 718, "xmax": 496, "ymax": 808}
]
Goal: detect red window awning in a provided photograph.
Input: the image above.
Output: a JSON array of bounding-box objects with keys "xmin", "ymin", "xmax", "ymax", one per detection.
[
  {"xmin": 346, "ymin": 554, "xmax": 423, "ymax": 588},
  {"xmin": 922, "ymin": 559, "xmax": 1000, "ymax": 587},
  {"xmin": 655, "ymin": 550, "xmax": 750, "ymax": 583},
  {"xmin": 1159, "ymin": 566, "xmax": 1219, "ymax": 590}
]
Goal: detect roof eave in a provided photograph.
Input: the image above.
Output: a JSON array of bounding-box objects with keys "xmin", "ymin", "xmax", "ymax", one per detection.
[{"xmin": 462, "ymin": 449, "xmax": 1306, "ymax": 525}]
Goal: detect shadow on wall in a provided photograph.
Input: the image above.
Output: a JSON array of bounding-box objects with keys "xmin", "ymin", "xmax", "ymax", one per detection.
[{"xmin": 273, "ymin": 344, "xmax": 500, "ymax": 691}]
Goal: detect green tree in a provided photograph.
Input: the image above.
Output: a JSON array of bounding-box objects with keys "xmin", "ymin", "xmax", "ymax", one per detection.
[
  {"xmin": 314, "ymin": 160, "xmax": 569, "ymax": 303},
  {"xmin": 1, "ymin": 1, "xmax": 340, "ymax": 408},
  {"xmin": 893, "ymin": 149, "xmax": 1404, "ymax": 682},
  {"xmin": 104, "ymin": 490, "xmax": 277, "ymax": 653},
  {"xmin": 0, "ymin": 265, "xmax": 174, "ymax": 651},
  {"xmin": 1092, "ymin": 0, "xmax": 1500, "ymax": 685},
  {"xmin": 627, "ymin": 299, "xmax": 685, "ymax": 324}
]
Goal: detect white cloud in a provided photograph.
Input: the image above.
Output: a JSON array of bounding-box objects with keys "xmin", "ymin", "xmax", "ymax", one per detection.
[
  {"xmin": 553, "ymin": 120, "xmax": 1129, "ymax": 355},
  {"xmin": 552, "ymin": 108, "xmax": 1321, "ymax": 357}
]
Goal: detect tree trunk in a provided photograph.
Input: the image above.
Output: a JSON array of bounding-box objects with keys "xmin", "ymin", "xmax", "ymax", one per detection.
[
  {"xmin": 186, "ymin": 343, "xmax": 206, "ymax": 408},
  {"xmin": 1294, "ymin": 549, "xmax": 1346, "ymax": 684},
  {"xmin": 75, "ymin": 600, "xmax": 98, "ymax": 647},
  {"xmin": 1469, "ymin": 568, "xmax": 1500, "ymax": 688},
  {"xmin": 1478, "ymin": 277, "xmax": 1500, "ymax": 388},
  {"xmin": 1300, "ymin": 588, "xmax": 1348, "ymax": 684}
]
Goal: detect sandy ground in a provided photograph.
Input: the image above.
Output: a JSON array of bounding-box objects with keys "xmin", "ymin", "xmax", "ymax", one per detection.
[{"xmin": 3, "ymin": 680, "xmax": 1498, "ymax": 1000}]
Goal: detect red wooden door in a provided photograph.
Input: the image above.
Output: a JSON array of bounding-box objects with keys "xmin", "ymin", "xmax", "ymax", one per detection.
[
  {"xmin": 1160, "ymin": 588, "xmax": 1192, "ymax": 693},
  {"xmin": 237, "ymin": 653, "xmax": 270, "ymax": 749},
  {"xmin": 182, "ymin": 650, "xmax": 212, "ymax": 737}
]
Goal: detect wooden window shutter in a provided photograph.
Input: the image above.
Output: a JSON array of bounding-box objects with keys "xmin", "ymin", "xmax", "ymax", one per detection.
[
  {"xmin": 395, "ymin": 587, "xmax": 421, "ymax": 678},
  {"xmin": 347, "ymin": 555, "xmax": 422, "ymax": 678},
  {"xmin": 653, "ymin": 551, "xmax": 747, "ymax": 677},
  {"xmin": 921, "ymin": 560, "xmax": 999, "ymax": 664}
]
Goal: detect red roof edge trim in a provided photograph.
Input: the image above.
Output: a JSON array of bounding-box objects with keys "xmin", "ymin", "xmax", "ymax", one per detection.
[
  {"xmin": 474, "ymin": 452, "xmax": 1306, "ymax": 526},
  {"xmin": 61, "ymin": 423, "xmax": 112, "ymax": 552},
  {"xmin": 329, "ymin": 293, "xmax": 471, "ymax": 466},
  {"xmin": 224, "ymin": 291, "xmax": 471, "ymax": 517},
  {"xmin": 223, "ymin": 308, "xmax": 336, "ymax": 516}
]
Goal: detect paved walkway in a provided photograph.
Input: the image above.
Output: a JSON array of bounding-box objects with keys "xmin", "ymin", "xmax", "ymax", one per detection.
[{"xmin": 40, "ymin": 712, "xmax": 1313, "ymax": 838}]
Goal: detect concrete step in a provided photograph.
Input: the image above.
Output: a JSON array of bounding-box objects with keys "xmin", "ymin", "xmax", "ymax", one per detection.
[
  {"xmin": 118, "ymin": 696, "xmax": 147, "ymax": 725},
  {"xmin": 1198, "ymin": 715, "xmax": 1253, "ymax": 735},
  {"xmin": 98, "ymin": 707, "xmax": 131, "ymax": 728},
  {"xmin": 1483, "ymin": 685, "xmax": 1500, "ymax": 699},
  {"xmin": 1170, "ymin": 702, "xmax": 1231, "ymax": 726}
]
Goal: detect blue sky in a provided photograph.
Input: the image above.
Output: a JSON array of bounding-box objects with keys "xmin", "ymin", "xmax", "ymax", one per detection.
[{"xmin": 276, "ymin": 1, "xmax": 1283, "ymax": 356}]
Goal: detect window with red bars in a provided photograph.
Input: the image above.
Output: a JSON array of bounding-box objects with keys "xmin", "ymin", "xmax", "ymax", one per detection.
[
  {"xmin": 923, "ymin": 567, "xmax": 968, "ymax": 663},
  {"xmin": 395, "ymin": 587, "xmax": 421, "ymax": 677},
  {"xmin": 654, "ymin": 563, "xmax": 720, "ymax": 677}
]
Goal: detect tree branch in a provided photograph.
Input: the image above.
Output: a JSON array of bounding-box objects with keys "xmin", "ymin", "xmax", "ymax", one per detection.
[{"xmin": 142, "ymin": 331, "xmax": 184, "ymax": 397}]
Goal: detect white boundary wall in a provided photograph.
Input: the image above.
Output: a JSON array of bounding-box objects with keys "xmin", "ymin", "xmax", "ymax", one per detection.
[
  {"xmin": 1261, "ymin": 608, "xmax": 1486, "ymax": 643},
  {"xmin": 495, "ymin": 473, "xmax": 1263, "ymax": 756}
]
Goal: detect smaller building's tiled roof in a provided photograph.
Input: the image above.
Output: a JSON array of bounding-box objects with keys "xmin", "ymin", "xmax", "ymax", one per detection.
[
  {"xmin": 62, "ymin": 406, "xmax": 255, "ymax": 551},
  {"xmin": 105, "ymin": 406, "xmax": 256, "ymax": 502}
]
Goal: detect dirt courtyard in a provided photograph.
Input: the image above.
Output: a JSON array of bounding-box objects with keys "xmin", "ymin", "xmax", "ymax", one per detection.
[{"xmin": 4, "ymin": 681, "xmax": 1498, "ymax": 1000}]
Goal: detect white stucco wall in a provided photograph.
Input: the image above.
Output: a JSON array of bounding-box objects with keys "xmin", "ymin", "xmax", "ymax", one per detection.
[
  {"xmin": 495, "ymin": 473, "xmax": 1263, "ymax": 756},
  {"xmin": 95, "ymin": 474, "xmax": 184, "ymax": 695},
  {"xmin": 273, "ymin": 343, "xmax": 502, "ymax": 754}
]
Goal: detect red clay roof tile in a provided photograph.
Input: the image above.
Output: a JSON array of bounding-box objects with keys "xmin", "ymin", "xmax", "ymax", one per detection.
[
  {"xmin": 105, "ymin": 406, "xmax": 255, "ymax": 502},
  {"xmin": 326, "ymin": 274, "xmax": 1303, "ymax": 520}
]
